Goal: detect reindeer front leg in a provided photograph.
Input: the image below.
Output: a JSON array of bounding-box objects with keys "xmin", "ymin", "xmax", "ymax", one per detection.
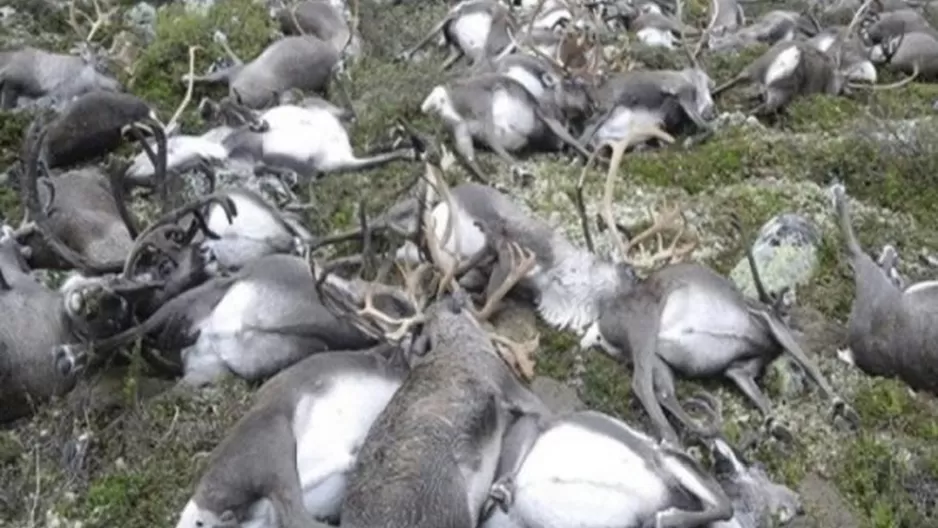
[
  {"xmin": 481, "ymin": 413, "xmax": 545, "ymax": 520},
  {"xmin": 650, "ymin": 449, "xmax": 734, "ymax": 528}
]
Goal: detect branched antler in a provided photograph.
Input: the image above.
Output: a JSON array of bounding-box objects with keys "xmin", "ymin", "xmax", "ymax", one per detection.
[
  {"xmin": 596, "ymin": 125, "xmax": 698, "ymax": 270},
  {"xmin": 624, "ymin": 202, "xmax": 699, "ymax": 269},
  {"xmin": 356, "ymin": 261, "xmax": 434, "ymax": 342},
  {"xmin": 68, "ymin": 0, "xmax": 117, "ymax": 43}
]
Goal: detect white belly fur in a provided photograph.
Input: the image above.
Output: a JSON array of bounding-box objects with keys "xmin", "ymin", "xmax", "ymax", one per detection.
[
  {"xmin": 292, "ymin": 374, "xmax": 402, "ymax": 519},
  {"xmin": 491, "ymin": 88, "xmax": 535, "ymax": 151},
  {"xmin": 658, "ymin": 287, "xmax": 758, "ymax": 374},
  {"xmin": 496, "ymin": 422, "xmax": 670, "ymax": 528},
  {"xmin": 452, "ymin": 12, "xmax": 492, "ymax": 56},
  {"xmin": 394, "ymin": 200, "xmax": 487, "ymax": 265},
  {"xmin": 594, "ymin": 107, "xmax": 665, "ymax": 145},
  {"xmin": 504, "ymin": 66, "xmax": 545, "ymax": 101}
]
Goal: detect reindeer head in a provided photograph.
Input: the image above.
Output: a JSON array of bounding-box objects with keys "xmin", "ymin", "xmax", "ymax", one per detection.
[
  {"xmin": 58, "ymin": 273, "xmax": 148, "ymax": 341},
  {"xmin": 709, "ymin": 437, "xmax": 804, "ymax": 526},
  {"xmin": 317, "ymin": 151, "xmax": 542, "ymax": 380},
  {"xmin": 67, "ymin": 0, "xmax": 122, "ymax": 92}
]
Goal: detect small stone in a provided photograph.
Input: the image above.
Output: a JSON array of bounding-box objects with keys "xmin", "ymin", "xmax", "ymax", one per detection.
[
  {"xmin": 125, "ymin": 3, "xmax": 157, "ymax": 43},
  {"xmin": 730, "ymin": 213, "xmax": 822, "ymax": 300}
]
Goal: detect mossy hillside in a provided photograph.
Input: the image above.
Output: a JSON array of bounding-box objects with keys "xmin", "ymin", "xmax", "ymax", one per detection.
[
  {"xmin": 0, "ymin": 1, "xmax": 937, "ymax": 527},
  {"xmin": 129, "ymin": 0, "xmax": 277, "ymax": 131}
]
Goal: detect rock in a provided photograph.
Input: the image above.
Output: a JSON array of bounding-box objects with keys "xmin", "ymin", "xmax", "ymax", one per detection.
[
  {"xmin": 124, "ymin": 2, "xmax": 157, "ymax": 43},
  {"xmin": 0, "ymin": 6, "xmax": 16, "ymax": 28},
  {"xmin": 730, "ymin": 213, "xmax": 822, "ymax": 300},
  {"xmin": 183, "ymin": 0, "xmax": 218, "ymax": 14},
  {"xmin": 531, "ymin": 376, "xmax": 585, "ymax": 414}
]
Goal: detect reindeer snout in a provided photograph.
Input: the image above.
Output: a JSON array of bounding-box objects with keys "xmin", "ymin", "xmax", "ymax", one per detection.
[
  {"xmin": 53, "ymin": 344, "xmax": 85, "ymax": 377},
  {"xmin": 700, "ymin": 103, "xmax": 717, "ymax": 122}
]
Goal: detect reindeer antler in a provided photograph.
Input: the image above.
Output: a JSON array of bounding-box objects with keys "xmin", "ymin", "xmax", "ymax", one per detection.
[
  {"xmin": 573, "ymin": 124, "xmax": 698, "ymax": 271},
  {"xmin": 68, "ymin": 0, "xmax": 117, "ymax": 43}
]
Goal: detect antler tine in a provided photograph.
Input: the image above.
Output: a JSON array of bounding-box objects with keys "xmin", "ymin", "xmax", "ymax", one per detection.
[
  {"xmin": 166, "ymin": 46, "xmax": 201, "ymax": 135},
  {"xmin": 356, "ymin": 264, "xmax": 430, "ymax": 343},
  {"xmin": 625, "ymin": 202, "xmax": 698, "ymax": 269},
  {"xmin": 422, "ymin": 155, "xmax": 461, "ymax": 297},
  {"xmin": 600, "ymin": 125, "xmax": 676, "ymax": 262},
  {"xmin": 475, "ymin": 242, "xmax": 538, "ymax": 321},
  {"xmin": 69, "ymin": 0, "xmax": 117, "ymax": 43}
]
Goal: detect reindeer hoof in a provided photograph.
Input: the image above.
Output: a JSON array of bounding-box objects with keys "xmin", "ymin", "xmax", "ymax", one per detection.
[
  {"xmin": 831, "ymin": 398, "xmax": 861, "ymax": 431},
  {"xmin": 490, "ymin": 479, "xmax": 515, "ymax": 512}
]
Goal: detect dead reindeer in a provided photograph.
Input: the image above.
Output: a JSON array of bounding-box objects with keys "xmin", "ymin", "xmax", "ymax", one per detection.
[
  {"xmin": 325, "ymin": 199, "xmax": 550, "ymax": 528},
  {"xmin": 830, "ymin": 183, "xmax": 938, "ymax": 395},
  {"xmin": 276, "ymin": 0, "xmax": 355, "ymax": 56},
  {"xmin": 0, "ymin": 0, "xmax": 120, "ymax": 109},
  {"xmin": 9, "ymin": 118, "xmax": 164, "ymax": 275},
  {"xmin": 872, "ymin": 31, "xmax": 938, "ymax": 81},
  {"xmin": 53, "ymin": 251, "xmax": 389, "ymax": 386},
  {"xmin": 711, "ymin": 34, "xmax": 911, "ymax": 117},
  {"xmin": 185, "ymin": 31, "xmax": 353, "ymax": 110},
  {"xmin": 576, "ymin": 126, "xmax": 859, "ymax": 447},
  {"xmin": 397, "ymin": 0, "xmax": 516, "ymax": 70},
  {"xmin": 0, "ymin": 224, "xmax": 150, "ymax": 423},
  {"xmin": 808, "ymin": 27, "xmax": 879, "ymax": 83},
  {"xmin": 126, "ymin": 46, "xmax": 224, "ymax": 187},
  {"xmin": 579, "ymin": 66, "xmax": 717, "ymax": 148},
  {"xmin": 629, "ymin": 1, "xmax": 700, "ymax": 49},
  {"xmin": 419, "ymin": 73, "xmax": 591, "ymax": 179},
  {"xmin": 39, "ymin": 90, "xmax": 167, "ymax": 171},
  {"xmin": 480, "ymin": 399, "xmax": 803, "ymax": 528},
  {"xmin": 701, "ymin": 0, "xmax": 746, "ymax": 38},
  {"xmin": 219, "ymin": 100, "xmax": 416, "ymax": 180},
  {"xmin": 706, "ymin": 10, "xmax": 820, "ymax": 52},
  {"xmin": 863, "ymin": 7, "xmax": 938, "ymax": 45},
  {"xmin": 173, "ymin": 345, "xmax": 410, "ymax": 528}
]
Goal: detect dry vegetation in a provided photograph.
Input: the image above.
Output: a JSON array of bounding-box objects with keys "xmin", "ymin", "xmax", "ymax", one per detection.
[{"xmin": 1, "ymin": 0, "xmax": 937, "ymax": 527}]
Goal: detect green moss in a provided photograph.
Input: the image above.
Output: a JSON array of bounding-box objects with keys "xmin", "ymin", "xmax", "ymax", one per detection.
[
  {"xmin": 854, "ymin": 379, "xmax": 938, "ymax": 441},
  {"xmin": 834, "ymin": 435, "xmax": 929, "ymax": 528},
  {"xmin": 130, "ymin": 0, "xmax": 275, "ymax": 130}
]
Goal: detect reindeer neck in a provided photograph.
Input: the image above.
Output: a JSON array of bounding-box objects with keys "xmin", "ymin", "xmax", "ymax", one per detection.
[{"xmin": 534, "ymin": 250, "xmax": 625, "ymax": 331}]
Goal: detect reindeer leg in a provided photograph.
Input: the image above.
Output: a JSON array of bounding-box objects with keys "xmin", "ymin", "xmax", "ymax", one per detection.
[
  {"xmin": 652, "ymin": 355, "xmax": 721, "ymax": 438},
  {"xmin": 452, "ymin": 123, "xmax": 488, "ymax": 183},
  {"xmin": 625, "ymin": 298, "xmax": 681, "ymax": 447},
  {"xmin": 723, "ymin": 360, "xmax": 792, "ymax": 443},
  {"xmin": 440, "ymin": 46, "xmax": 465, "ymax": 71},
  {"xmin": 536, "ymin": 111, "xmax": 591, "ymax": 159},
  {"xmin": 751, "ymin": 309, "xmax": 860, "ymax": 429},
  {"xmin": 183, "ymin": 68, "xmax": 233, "ymax": 85},
  {"xmin": 325, "ymin": 150, "xmax": 414, "ymax": 174},
  {"xmin": 482, "ymin": 413, "xmax": 545, "ymax": 519}
]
